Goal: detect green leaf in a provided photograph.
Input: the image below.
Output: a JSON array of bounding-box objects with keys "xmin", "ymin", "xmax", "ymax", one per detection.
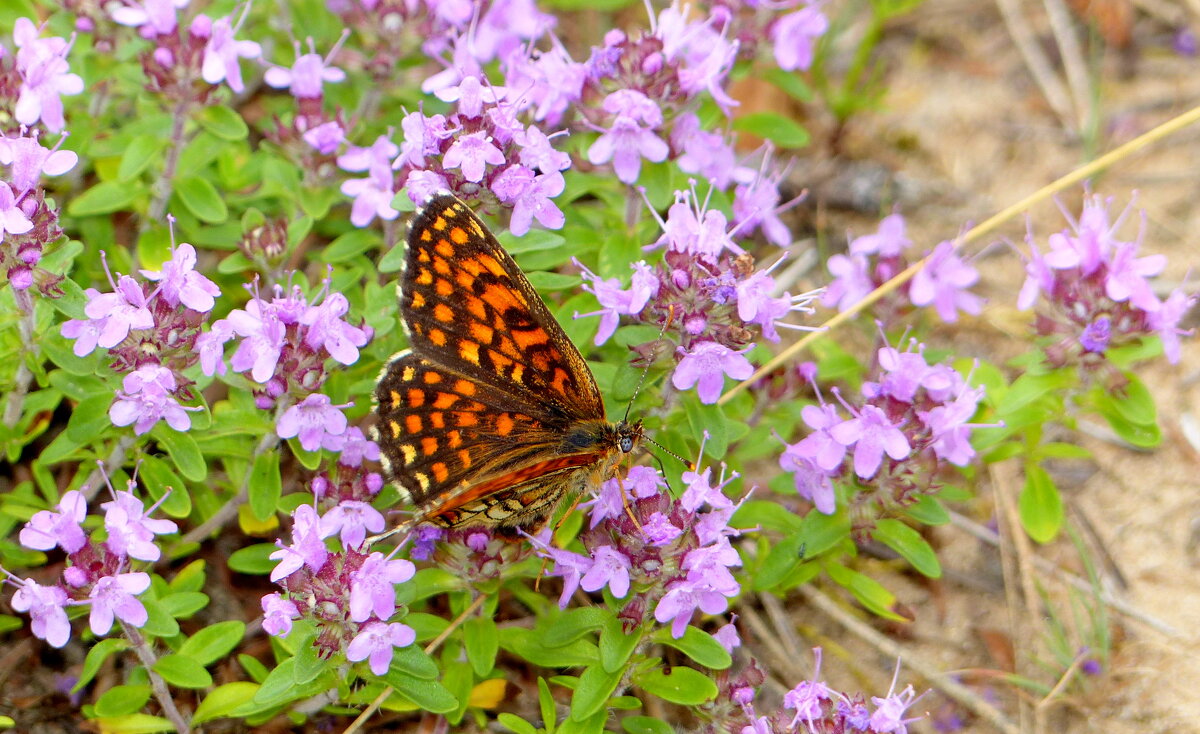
[
  {"xmin": 872, "ymin": 519, "xmax": 942, "ymax": 578},
  {"xmin": 321, "ymin": 228, "xmax": 382, "ymax": 263},
  {"xmin": 526, "ymin": 271, "xmax": 581, "ymax": 291},
  {"xmin": 175, "ymin": 175, "xmax": 228, "ymax": 223},
  {"xmin": 824, "ymin": 563, "xmax": 904, "ymax": 621},
  {"xmin": 903, "ymin": 495, "xmax": 951, "ymax": 526},
  {"xmin": 732, "ymin": 112, "xmax": 810, "ymax": 148},
  {"xmin": 499, "ymin": 229, "xmax": 566, "ymax": 254},
  {"xmin": 542, "ymin": 607, "xmax": 607, "ymax": 648},
  {"xmin": 248, "ymin": 451, "xmax": 281, "ymax": 521},
  {"xmin": 731, "ymin": 500, "xmax": 803, "ymax": 534},
  {"xmin": 1100, "ymin": 410, "xmax": 1161, "ymax": 448},
  {"xmin": 683, "ymin": 397, "xmax": 727, "ymax": 458},
  {"xmin": 227, "ymin": 542, "xmax": 277, "ymax": 575},
  {"xmin": 390, "ymin": 643, "xmax": 439, "ymax": 680},
  {"xmin": 136, "ymin": 454, "xmax": 191, "ymax": 518},
  {"xmin": 539, "ymin": 677, "xmax": 558, "ymax": 734},
  {"xmin": 1109, "ymin": 374, "xmax": 1157, "ymax": 425},
  {"xmin": 652, "ymin": 626, "xmax": 731, "ymax": 670},
  {"xmin": 1019, "ymin": 463, "xmax": 1063, "ymax": 543},
  {"xmin": 66, "ymin": 393, "xmax": 113, "ymax": 444},
  {"xmin": 498, "ymin": 712, "xmax": 540, "ymax": 734},
  {"xmin": 94, "ymin": 684, "xmax": 152, "ymax": 717},
  {"xmin": 997, "ymin": 371, "xmax": 1074, "ymax": 416},
  {"xmin": 118, "ymin": 136, "xmax": 166, "ymax": 181},
  {"xmin": 151, "ymin": 426, "xmax": 206, "ymax": 481},
  {"xmin": 763, "ymin": 68, "xmax": 813, "ymax": 102},
  {"xmin": 599, "ymin": 616, "xmax": 641, "ymax": 673},
  {"xmin": 1036, "ymin": 442, "xmax": 1091, "ymax": 460},
  {"xmin": 90, "ymin": 714, "xmax": 176, "ymax": 733},
  {"xmin": 67, "ymin": 180, "xmax": 146, "ymax": 216},
  {"xmin": 463, "ymin": 616, "xmax": 499, "ymax": 677},
  {"xmin": 632, "ymin": 667, "xmax": 717, "ymax": 705},
  {"xmin": 158, "ymin": 591, "xmax": 209, "ymax": 619},
  {"xmin": 622, "ymin": 716, "xmax": 675, "ymax": 734},
  {"xmin": 140, "ymin": 598, "xmax": 181, "ymax": 637},
  {"xmin": 570, "ymin": 665, "xmax": 623, "ymax": 721},
  {"xmin": 379, "ymin": 243, "xmax": 406, "ymax": 273},
  {"xmin": 798, "ymin": 508, "xmax": 851, "ymax": 558},
  {"xmin": 381, "ymin": 671, "xmax": 459, "ymax": 713},
  {"xmin": 197, "ymin": 105, "xmax": 249, "ymax": 141},
  {"xmin": 154, "ymin": 653, "xmax": 213, "ymax": 689},
  {"xmin": 75, "ymin": 638, "xmax": 130, "ymax": 692},
  {"xmin": 498, "ymin": 627, "xmax": 599, "ymax": 668},
  {"xmin": 191, "ymin": 682, "xmax": 260, "ymax": 725},
  {"xmin": 178, "ymin": 621, "xmax": 245, "ymax": 666}
]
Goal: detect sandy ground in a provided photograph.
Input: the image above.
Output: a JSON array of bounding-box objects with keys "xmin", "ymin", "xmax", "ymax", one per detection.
[{"xmin": 744, "ymin": 1, "xmax": 1200, "ymax": 731}]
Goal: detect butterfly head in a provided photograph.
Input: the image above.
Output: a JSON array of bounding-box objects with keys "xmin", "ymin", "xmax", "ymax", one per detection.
[{"xmin": 615, "ymin": 419, "xmax": 643, "ymax": 454}]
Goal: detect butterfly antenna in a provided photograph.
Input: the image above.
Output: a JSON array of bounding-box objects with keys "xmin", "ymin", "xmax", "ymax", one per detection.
[
  {"xmin": 643, "ymin": 435, "xmax": 695, "ymax": 471},
  {"xmin": 622, "ymin": 305, "xmax": 677, "ymax": 423}
]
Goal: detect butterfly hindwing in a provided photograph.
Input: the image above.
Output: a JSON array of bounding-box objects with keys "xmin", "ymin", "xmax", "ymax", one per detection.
[{"xmin": 399, "ymin": 195, "xmax": 605, "ymax": 424}]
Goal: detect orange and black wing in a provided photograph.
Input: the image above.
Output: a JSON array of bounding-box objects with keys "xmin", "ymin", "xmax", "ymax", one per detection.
[{"xmin": 397, "ymin": 194, "xmax": 605, "ymax": 425}]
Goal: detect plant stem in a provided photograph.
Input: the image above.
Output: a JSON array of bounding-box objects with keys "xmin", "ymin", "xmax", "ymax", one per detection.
[
  {"xmin": 121, "ymin": 620, "xmax": 191, "ymax": 734},
  {"xmin": 2, "ymin": 288, "xmax": 38, "ymax": 428},
  {"xmin": 144, "ymin": 97, "xmax": 193, "ymax": 232}
]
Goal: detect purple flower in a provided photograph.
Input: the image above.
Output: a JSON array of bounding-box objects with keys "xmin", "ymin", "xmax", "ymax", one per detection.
[
  {"xmin": 264, "ymin": 41, "xmax": 347, "ymax": 99},
  {"xmin": 1079, "ymin": 316, "xmax": 1112, "ymax": 353},
  {"xmin": 772, "ymin": 5, "xmax": 829, "ymax": 72},
  {"xmin": 641, "ymin": 511, "xmax": 683, "ymax": 546},
  {"xmin": 10, "ymin": 577, "xmax": 72, "ymax": 648},
  {"xmin": 576, "ymin": 260, "xmax": 658, "ymax": 345},
  {"xmin": 300, "ymin": 292, "xmax": 370, "ymax": 366},
  {"xmin": 580, "ymin": 545, "xmax": 632, "ymax": 598},
  {"xmin": 101, "ymin": 489, "xmax": 178, "ymax": 562},
  {"xmin": 302, "ymin": 121, "xmax": 345, "ymax": 155},
  {"xmin": 0, "ymin": 184, "xmax": 33, "ymax": 237},
  {"xmin": 410, "ymin": 525, "xmax": 444, "ymax": 561},
  {"xmin": 909, "ymin": 241, "xmax": 983, "ymax": 322},
  {"xmin": 653, "ymin": 577, "xmax": 732, "ymax": 638},
  {"xmin": 195, "ymin": 320, "xmax": 232, "ymax": 377},
  {"xmin": 338, "ymin": 134, "xmax": 399, "ymax": 176},
  {"xmin": 0, "ymin": 131, "xmax": 78, "ymax": 191},
  {"xmin": 198, "ymin": 11, "xmax": 261, "ymax": 93},
  {"xmin": 822, "ymin": 253, "xmax": 874, "ymax": 312},
  {"xmin": 348, "ymin": 552, "xmax": 416, "ymax": 622},
  {"xmin": 917, "ymin": 387, "xmax": 983, "ymax": 466},
  {"xmin": 341, "ymin": 168, "xmax": 400, "ymax": 227},
  {"xmin": 396, "ymin": 110, "xmax": 448, "ymax": 168},
  {"xmin": 276, "ymin": 394, "xmax": 350, "ymax": 452},
  {"xmin": 443, "ymin": 131, "xmax": 507, "ymax": 183},
  {"xmin": 680, "ymin": 465, "xmax": 736, "ymax": 513},
  {"xmin": 12, "ymin": 18, "xmax": 84, "ymax": 132},
  {"xmin": 583, "ymin": 466, "xmax": 665, "ymax": 527},
  {"xmin": 110, "ymin": 366, "xmax": 193, "ymax": 435},
  {"xmin": 672, "ymin": 342, "xmax": 755, "ymax": 404},
  {"xmin": 587, "ymin": 90, "xmax": 667, "ymax": 184},
  {"xmin": 404, "ymin": 169, "xmax": 450, "ymax": 205},
  {"xmin": 347, "ymin": 621, "xmax": 416, "ymax": 675},
  {"xmin": 140, "ymin": 243, "xmax": 221, "ymax": 312},
  {"xmin": 870, "ymin": 683, "xmax": 922, "ymax": 734},
  {"xmin": 1149, "ymin": 289, "xmax": 1195, "ymax": 364},
  {"xmin": 540, "ymin": 543, "xmax": 593, "ymax": 608},
  {"xmin": 850, "ymin": 213, "xmax": 910, "ymax": 258},
  {"xmin": 829, "ymin": 405, "xmax": 912, "ymax": 479},
  {"xmin": 435, "ymin": 74, "xmax": 508, "ymax": 118},
  {"xmin": 515, "ymin": 125, "xmax": 571, "ymax": 172},
  {"xmin": 268, "ymin": 505, "xmax": 329, "ymax": 582},
  {"xmin": 321, "ymin": 501, "xmax": 386, "ymax": 550},
  {"xmin": 261, "ymin": 592, "xmax": 300, "ymax": 637},
  {"xmin": 491, "ymin": 166, "xmax": 565, "ymax": 236},
  {"xmin": 110, "ymin": 0, "xmax": 185, "ymax": 36},
  {"xmin": 1104, "ymin": 242, "xmax": 1165, "ymax": 312},
  {"xmin": 332, "ymin": 426, "xmax": 380, "ymax": 467},
  {"xmin": 60, "ymin": 309, "xmax": 106, "ymax": 357},
  {"xmin": 223, "ymin": 300, "xmax": 286, "ymax": 382},
  {"xmin": 657, "ymin": 192, "xmax": 743, "ymax": 258},
  {"xmin": 673, "ymin": 115, "xmax": 751, "ymax": 189},
  {"xmin": 733, "ymin": 164, "xmax": 791, "ymax": 247},
  {"xmin": 85, "ymin": 275, "xmax": 154, "ymax": 348},
  {"xmin": 713, "ymin": 620, "xmax": 741, "ymax": 653},
  {"xmin": 88, "ymin": 572, "xmax": 151, "ymax": 635},
  {"xmin": 780, "ymin": 453, "xmax": 836, "ymax": 514},
  {"xmin": 19, "ymin": 490, "xmax": 88, "ymax": 554}
]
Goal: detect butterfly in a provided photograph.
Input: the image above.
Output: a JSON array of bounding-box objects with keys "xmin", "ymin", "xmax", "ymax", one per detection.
[{"xmin": 373, "ymin": 193, "xmax": 642, "ymax": 540}]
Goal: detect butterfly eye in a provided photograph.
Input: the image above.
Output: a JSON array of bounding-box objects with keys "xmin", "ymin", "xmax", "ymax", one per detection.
[{"xmin": 619, "ymin": 436, "xmax": 634, "ymax": 453}]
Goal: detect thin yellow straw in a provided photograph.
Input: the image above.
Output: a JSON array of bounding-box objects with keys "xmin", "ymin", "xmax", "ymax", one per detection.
[{"xmin": 718, "ymin": 103, "xmax": 1200, "ymax": 406}]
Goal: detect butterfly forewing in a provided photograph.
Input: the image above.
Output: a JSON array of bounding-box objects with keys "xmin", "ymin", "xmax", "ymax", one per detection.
[
  {"xmin": 374, "ymin": 193, "xmax": 634, "ymax": 534},
  {"xmin": 399, "ymin": 195, "xmax": 605, "ymax": 423}
]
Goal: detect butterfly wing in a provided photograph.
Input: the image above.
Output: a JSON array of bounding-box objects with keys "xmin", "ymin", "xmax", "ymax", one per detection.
[{"xmin": 398, "ymin": 194, "xmax": 605, "ymax": 424}]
